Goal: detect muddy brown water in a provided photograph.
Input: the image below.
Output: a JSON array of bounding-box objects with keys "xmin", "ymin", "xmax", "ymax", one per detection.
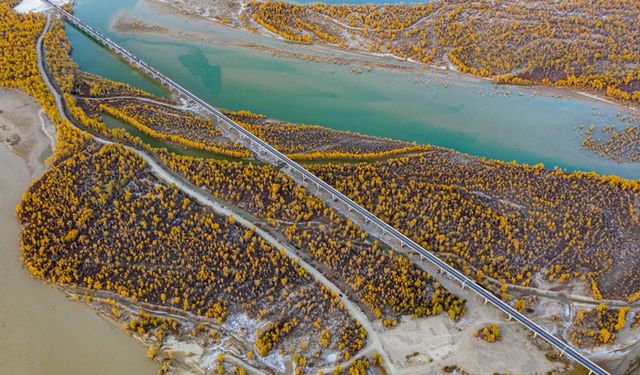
[{"xmin": 0, "ymin": 90, "xmax": 158, "ymax": 375}]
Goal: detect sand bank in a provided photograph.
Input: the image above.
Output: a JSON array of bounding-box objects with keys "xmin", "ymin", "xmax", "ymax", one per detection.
[{"xmin": 0, "ymin": 89, "xmax": 52, "ymax": 175}]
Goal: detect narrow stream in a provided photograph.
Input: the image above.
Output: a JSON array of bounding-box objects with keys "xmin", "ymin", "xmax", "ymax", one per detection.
[{"xmin": 102, "ymin": 113, "xmax": 241, "ymax": 161}]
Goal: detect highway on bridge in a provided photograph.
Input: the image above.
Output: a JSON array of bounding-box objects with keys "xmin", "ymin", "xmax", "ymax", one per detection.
[{"xmin": 43, "ymin": 2, "xmax": 608, "ymax": 374}]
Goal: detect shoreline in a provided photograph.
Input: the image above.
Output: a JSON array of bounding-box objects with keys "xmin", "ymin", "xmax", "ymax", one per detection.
[
  {"xmin": 141, "ymin": 0, "xmax": 640, "ymax": 116},
  {"xmin": 0, "ymin": 88, "xmax": 159, "ymax": 375},
  {"xmin": 104, "ymin": 2, "xmax": 640, "ymax": 175}
]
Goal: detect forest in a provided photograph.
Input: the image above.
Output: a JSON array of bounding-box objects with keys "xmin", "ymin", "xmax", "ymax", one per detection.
[
  {"xmin": 4, "ymin": 0, "xmax": 640, "ymax": 372},
  {"xmin": 224, "ymin": 109, "xmax": 427, "ymax": 161},
  {"xmin": 96, "ymin": 100, "xmax": 251, "ymax": 158},
  {"xmin": 3, "ymin": 5, "xmax": 468, "ymax": 372},
  {"xmin": 40, "ymin": 17, "xmax": 466, "ymax": 324},
  {"xmin": 570, "ymin": 304, "xmax": 629, "ymax": 348},
  {"xmin": 309, "ymin": 150, "xmax": 640, "ymax": 302},
  {"xmin": 158, "ymin": 152, "xmax": 466, "ymax": 323},
  {"xmin": 38, "ymin": 0, "xmax": 640, "ymax": 327},
  {"xmin": 17, "ymin": 138, "xmax": 367, "ymax": 370},
  {"xmin": 244, "ymin": 0, "xmax": 640, "ymax": 104}
]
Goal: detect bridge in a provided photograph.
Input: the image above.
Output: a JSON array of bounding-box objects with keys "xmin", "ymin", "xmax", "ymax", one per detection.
[{"xmin": 43, "ymin": 2, "xmax": 608, "ymax": 374}]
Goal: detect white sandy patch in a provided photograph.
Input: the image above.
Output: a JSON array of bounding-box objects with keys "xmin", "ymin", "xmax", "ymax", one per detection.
[
  {"xmin": 14, "ymin": 0, "xmax": 70, "ymax": 14},
  {"xmin": 262, "ymin": 351, "xmax": 287, "ymax": 373},
  {"xmin": 200, "ymin": 351, "xmax": 222, "ymax": 372},
  {"xmin": 379, "ymin": 313, "xmax": 561, "ymax": 374},
  {"xmin": 165, "ymin": 337, "xmax": 203, "ymax": 355},
  {"xmin": 577, "ymin": 91, "xmax": 620, "ymax": 106},
  {"xmin": 225, "ymin": 313, "xmax": 259, "ymax": 340},
  {"xmin": 39, "ymin": 111, "xmax": 56, "ymax": 148},
  {"xmin": 324, "ymin": 352, "xmax": 338, "ymax": 363}
]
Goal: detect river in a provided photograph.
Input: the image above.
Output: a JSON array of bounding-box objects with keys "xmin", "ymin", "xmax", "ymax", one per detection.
[
  {"xmin": 65, "ymin": 0, "xmax": 640, "ymax": 179},
  {"xmin": 0, "ymin": 89, "xmax": 158, "ymax": 375},
  {"xmin": 2, "ymin": 1, "xmax": 635, "ymax": 373}
]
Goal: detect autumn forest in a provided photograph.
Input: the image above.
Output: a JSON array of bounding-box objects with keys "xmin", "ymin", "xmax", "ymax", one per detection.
[{"xmin": 2, "ymin": 0, "xmax": 640, "ymax": 374}]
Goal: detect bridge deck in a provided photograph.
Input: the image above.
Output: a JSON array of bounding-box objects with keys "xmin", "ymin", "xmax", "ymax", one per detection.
[{"xmin": 42, "ymin": 2, "xmax": 607, "ymax": 374}]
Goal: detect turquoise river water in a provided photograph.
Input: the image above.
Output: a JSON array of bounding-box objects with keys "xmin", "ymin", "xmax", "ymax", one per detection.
[{"xmin": 67, "ymin": 0, "xmax": 639, "ymax": 179}]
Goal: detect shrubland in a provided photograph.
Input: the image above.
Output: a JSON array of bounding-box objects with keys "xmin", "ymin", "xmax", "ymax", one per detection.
[{"xmin": 473, "ymin": 323, "xmax": 501, "ymax": 343}]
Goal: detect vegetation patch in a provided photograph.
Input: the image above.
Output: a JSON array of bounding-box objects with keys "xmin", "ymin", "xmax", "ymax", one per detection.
[
  {"xmin": 473, "ymin": 323, "xmax": 501, "ymax": 343},
  {"xmin": 242, "ymin": 0, "xmax": 640, "ymax": 105},
  {"xmin": 570, "ymin": 304, "xmax": 629, "ymax": 348}
]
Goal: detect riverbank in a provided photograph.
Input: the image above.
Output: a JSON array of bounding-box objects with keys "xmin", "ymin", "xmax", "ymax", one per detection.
[
  {"xmin": 0, "ymin": 88, "xmax": 158, "ymax": 375},
  {"xmin": 149, "ymin": 0, "xmax": 640, "ymax": 117},
  {"xmin": 110, "ymin": 3, "xmax": 430, "ymax": 76},
  {"xmin": 83, "ymin": 0, "xmax": 640, "ymax": 179}
]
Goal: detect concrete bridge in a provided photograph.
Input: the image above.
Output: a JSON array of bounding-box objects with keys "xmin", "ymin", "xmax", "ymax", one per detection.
[{"xmin": 43, "ymin": 2, "xmax": 609, "ymax": 373}]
